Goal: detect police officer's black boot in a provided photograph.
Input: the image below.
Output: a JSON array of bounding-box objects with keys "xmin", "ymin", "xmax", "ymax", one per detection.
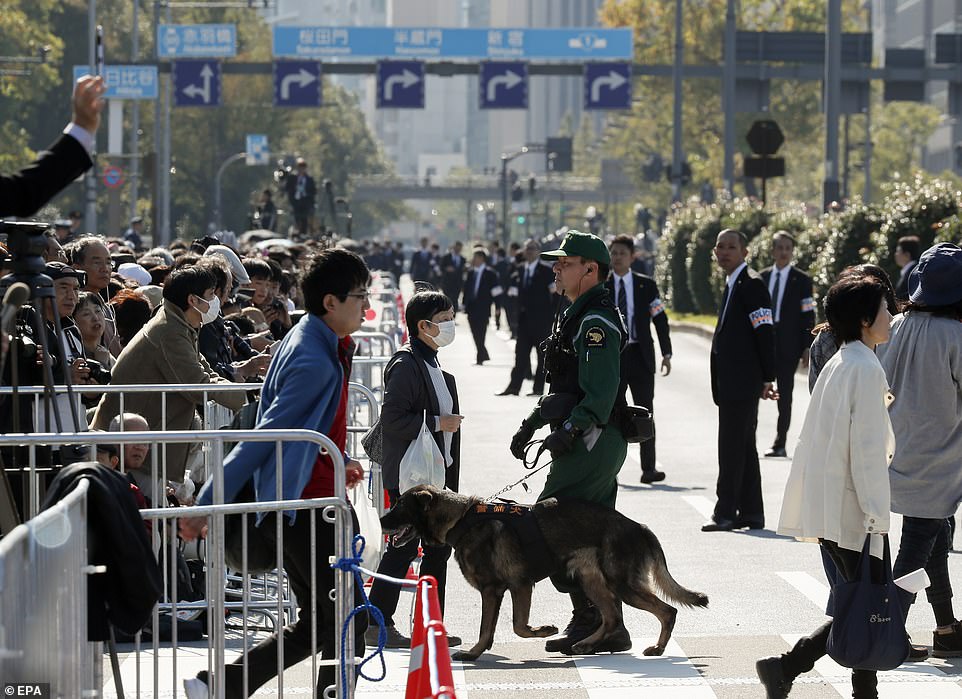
[{"xmin": 545, "ymin": 592, "xmax": 601, "ymax": 653}]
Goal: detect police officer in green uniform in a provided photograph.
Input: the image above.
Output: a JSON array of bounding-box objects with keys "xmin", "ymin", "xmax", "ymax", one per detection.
[{"xmin": 509, "ymin": 229, "xmax": 630, "ymax": 654}]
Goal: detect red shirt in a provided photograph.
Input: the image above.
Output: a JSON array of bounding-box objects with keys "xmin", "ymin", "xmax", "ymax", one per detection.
[{"xmin": 301, "ymin": 337, "xmax": 351, "ymax": 499}]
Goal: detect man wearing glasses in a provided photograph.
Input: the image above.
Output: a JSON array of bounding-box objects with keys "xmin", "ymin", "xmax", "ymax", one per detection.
[{"xmin": 181, "ymin": 248, "xmax": 370, "ymax": 699}]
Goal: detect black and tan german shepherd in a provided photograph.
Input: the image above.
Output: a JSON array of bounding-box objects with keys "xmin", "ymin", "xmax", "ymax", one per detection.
[{"xmin": 379, "ymin": 485, "xmax": 708, "ymax": 661}]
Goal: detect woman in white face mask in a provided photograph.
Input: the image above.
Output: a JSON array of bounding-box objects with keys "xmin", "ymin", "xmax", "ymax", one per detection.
[{"xmin": 365, "ymin": 289, "xmax": 465, "ymax": 649}]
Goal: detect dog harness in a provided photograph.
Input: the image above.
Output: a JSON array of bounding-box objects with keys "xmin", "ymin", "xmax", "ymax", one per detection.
[{"xmin": 445, "ymin": 501, "xmax": 558, "ymax": 582}]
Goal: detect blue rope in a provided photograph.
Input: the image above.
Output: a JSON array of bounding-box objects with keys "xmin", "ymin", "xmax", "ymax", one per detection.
[{"xmin": 331, "ymin": 533, "xmax": 388, "ymax": 690}]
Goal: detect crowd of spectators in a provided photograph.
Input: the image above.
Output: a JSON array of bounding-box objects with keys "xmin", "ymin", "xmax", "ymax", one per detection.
[{"xmin": 0, "ymin": 229, "xmax": 342, "ymax": 520}]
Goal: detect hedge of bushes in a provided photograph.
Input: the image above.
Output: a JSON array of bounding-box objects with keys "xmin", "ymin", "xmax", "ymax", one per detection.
[{"xmin": 655, "ymin": 173, "xmax": 962, "ymax": 319}]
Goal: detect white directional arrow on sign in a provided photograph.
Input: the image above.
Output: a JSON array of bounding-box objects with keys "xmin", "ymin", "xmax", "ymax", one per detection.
[
  {"xmin": 183, "ymin": 63, "xmax": 213, "ymax": 102},
  {"xmin": 590, "ymin": 69, "xmax": 627, "ymax": 103},
  {"xmin": 384, "ymin": 69, "xmax": 420, "ymax": 101},
  {"xmin": 486, "ymin": 70, "xmax": 523, "ymax": 102},
  {"xmin": 280, "ymin": 68, "xmax": 316, "ymax": 100}
]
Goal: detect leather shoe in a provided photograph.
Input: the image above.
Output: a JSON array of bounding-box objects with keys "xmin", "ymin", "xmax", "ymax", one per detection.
[
  {"xmin": 701, "ymin": 517, "xmax": 736, "ymax": 532},
  {"xmin": 764, "ymin": 446, "xmax": 787, "ymax": 458},
  {"xmin": 755, "ymin": 656, "xmax": 792, "ymax": 698},
  {"xmin": 640, "ymin": 470, "xmax": 666, "ymax": 484},
  {"xmin": 525, "ymin": 391, "xmax": 543, "ymax": 397},
  {"xmin": 496, "ymin": 388, "xmax": 519, "ymax": 396},
  {"xmin": 447, "ymin": 634, "xmax": 462, "ymax": 647},
  {"xmin": 735, "ymin": 519, "xmax": 765, "ymax": 530}
]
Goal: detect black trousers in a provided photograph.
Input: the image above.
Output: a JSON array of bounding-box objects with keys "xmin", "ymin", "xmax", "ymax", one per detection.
[
  {"xmin": 713, "ymin": 399, "xmax": 763, "ymax": 523},
  {"xmin": 507, "ymin": 319, "xmax": 550, "ymax": 393},
  {"xmin": 222, "ymin": 508, "xmax": 366, "ymax": 698},
  {"xmin": 772, "ymin": 353, "xmax": 800, "ymax": 448},
  {"xmin": 618, "ymin": 343, "xmax": 656, "ymax": 472},
  {"xmin": 467, "ymin": 311, "xmax": 490, "ymax": 363},
  {"xmin": 780, "ymin": 540, "xmax": 881, "ymax": 697},
  {"xmin": 368, "ymin": 488, "xmax": 452, "ymax": 626}
]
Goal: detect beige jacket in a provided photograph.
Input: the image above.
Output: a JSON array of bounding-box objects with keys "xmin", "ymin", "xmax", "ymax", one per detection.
[
  {"xmin": 91, "ymin": 301, "xmax": 246, "ymax": 481},
  {"xmin": 777, "ymin": 341, "xmax": 894, "ymax": 558}
]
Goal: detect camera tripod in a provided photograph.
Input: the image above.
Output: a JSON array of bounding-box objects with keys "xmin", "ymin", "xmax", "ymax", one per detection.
[{"xmin": 0, "ymin": 221, "xmax": 86, "ymax": 533}]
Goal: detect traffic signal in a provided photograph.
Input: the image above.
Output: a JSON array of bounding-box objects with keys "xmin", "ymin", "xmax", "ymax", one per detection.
[
  {"xmin": 511, "ymin": 183, "xmax": 523, "ymax": 202},
  {"xmin": 485, "ymin": 210, "xmax": 497, "ymax": 237},
  {"xmin": 516, "ymin": 214, "xmax": 526, "ymax": 226},
  {"xmin": 546, "ymin": 136, "xmax": 573, "ymax": 172}
]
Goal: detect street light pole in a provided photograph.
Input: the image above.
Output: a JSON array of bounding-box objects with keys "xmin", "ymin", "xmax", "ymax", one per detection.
[
  {"xmin": 499, "ymin": 145, "xmax": 529, "ymax": 247},
  {"xmin": 213, "ymin": 152, "xmax": 246, "ymax": 230}
]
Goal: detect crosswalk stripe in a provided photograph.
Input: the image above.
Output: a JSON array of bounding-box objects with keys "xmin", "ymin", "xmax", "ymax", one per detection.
[
  {"xmin": 782, "ymin": 634, "xmax": 962, "ymax": 697},
  {"xmin": 681, "ymin": 495, "xmax": 715, "ymax": 520},
  {"xmin": 574, "ymin": 638, "xmax": 717, "ymax": 696},
  {"xmin": 777, "ymin": 570, "xmax": 830, "ymax": 608}
]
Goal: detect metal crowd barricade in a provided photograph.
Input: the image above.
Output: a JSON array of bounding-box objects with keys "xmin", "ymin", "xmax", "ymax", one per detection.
[
  {"xmin": 347, "ymin": 383, "xmax": 384, "ymax": 523},
  {"xmin": 0, "ymin": 382, "xmax": 259, "ymax": 521},
  {"xmin": 351, "ymin": 332, "xmax": 396, "ymax": 399},
  {"xmin": 0, "ymin": 478, "xmax": 100, "ymax": 696},
  {"xmin": 0, "ymin": 429, "xmax": 358, "ymax": 699}
]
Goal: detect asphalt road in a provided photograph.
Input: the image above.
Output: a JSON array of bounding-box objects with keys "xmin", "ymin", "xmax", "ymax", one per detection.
[{"xmin": 107, "ymin": 314, "xmax": 962, "ymax": 698}]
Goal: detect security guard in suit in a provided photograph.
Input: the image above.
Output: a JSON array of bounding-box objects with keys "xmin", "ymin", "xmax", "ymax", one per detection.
[
  {"xmin": 760, "ymin": 231, "xmax": 815, "ymax": 457},
  {"xmin": 497, "ymin": 239, "xmax": 558, "ymax": 396},
  {"xmin": 703, "ymin": 229, "xmax": 777, "ymax": 533},
  {"xmin": 606, "ymin": 234, "xmax": 673, "ymax": 483},
  {"xmin": 509, "ymin": 230, "xmax": 630, "ymax": 655}
]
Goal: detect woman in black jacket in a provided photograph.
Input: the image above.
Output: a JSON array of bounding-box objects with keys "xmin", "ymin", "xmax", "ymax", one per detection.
[{"xmin": 366, "ymin": 290, "xmax": 463, "ymax": 648}]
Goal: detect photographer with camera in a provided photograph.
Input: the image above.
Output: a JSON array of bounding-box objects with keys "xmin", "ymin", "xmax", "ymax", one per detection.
[{"xmin": 0, "ymin": 75, "xmax": 105, "ymax": 217}]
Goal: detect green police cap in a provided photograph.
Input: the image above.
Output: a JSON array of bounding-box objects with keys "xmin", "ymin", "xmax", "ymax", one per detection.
[{"xmin": 540, "ymin": 229, "xmax": 610, "ymax": 266}]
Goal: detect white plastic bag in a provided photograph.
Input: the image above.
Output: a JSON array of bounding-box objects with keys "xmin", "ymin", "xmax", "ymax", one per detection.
[
  {"xmin": 398, "ymin": 415, "xmax": 445, "ymax": 493},
  {"xmin": 349, "ymin": 481, "xmax": 383, "ymax": 571}
]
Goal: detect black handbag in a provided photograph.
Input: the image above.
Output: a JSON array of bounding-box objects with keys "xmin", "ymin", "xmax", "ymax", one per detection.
[
  {"xmin": 360, "ymin": 419, "xmax": 383, "ymax": 464},
  {"xmin": 825, "ymin": 535, "xmax": 910, "ymax": 671}
]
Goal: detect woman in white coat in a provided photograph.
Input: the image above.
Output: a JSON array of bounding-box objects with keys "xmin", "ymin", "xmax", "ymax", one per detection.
[{"xmin": 756, "ymin": 274, "xmax": 894, "ymax": 699}]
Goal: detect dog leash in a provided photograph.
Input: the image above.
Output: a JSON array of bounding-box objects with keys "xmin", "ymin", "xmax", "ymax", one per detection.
[{"xmin": 485, "ymin": 440, "xmax": 553, "ymax": 501}]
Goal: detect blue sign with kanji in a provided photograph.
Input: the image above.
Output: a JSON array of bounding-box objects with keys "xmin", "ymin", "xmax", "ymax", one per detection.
[
  {"xmin": 273, "ymin": 61, "xmax": 322, "ymax": 107},
  {"xmin": 272, "ymin": 26, "xmax": 632, "ymax": 60},
  {"xmin": 158, "ymin": 24, "xmax": 236, "ymax": 58},
  {"xmin": 376, "ymin": 60, "xmax": 424, "ymax": 109},
  {"xmin": 172, "ymin": 60, "xmax": 221, "ymax": 107},
  {"xmin": 74, "ymin": 65, "xmax": 158, "ymax": 100},
  {"xmin": 479, "ymin": 61, "xmax": 527, "ymax": 109},
  {"xmin": 584, "ymin": 62, "xmax": 631, "ymax": 110}
]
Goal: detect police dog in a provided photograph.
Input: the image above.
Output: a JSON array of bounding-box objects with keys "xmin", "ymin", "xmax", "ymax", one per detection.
[{"xmin": 379, "ymin": 485, "xmax": 708, "ymax": 661}]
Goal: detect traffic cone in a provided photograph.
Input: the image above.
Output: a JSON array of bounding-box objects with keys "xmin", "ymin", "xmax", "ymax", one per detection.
[
  {"xmin": 404, "ymin": 576, "xmax": 430, "ymax": 699},
  {"xmin": 405, "ymin": 576, "xmax": 457, "ymax": 699}
]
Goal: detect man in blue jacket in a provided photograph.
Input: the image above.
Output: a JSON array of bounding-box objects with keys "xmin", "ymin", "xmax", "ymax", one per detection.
[{"xmin": 180, "ymin": 248, "xmax": 370, "ymax": 698}]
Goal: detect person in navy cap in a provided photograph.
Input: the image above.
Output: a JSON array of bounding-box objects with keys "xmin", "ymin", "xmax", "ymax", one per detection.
[{"xmin": 877, "ymin": 242, "xmax": 962, "ymax": 659}]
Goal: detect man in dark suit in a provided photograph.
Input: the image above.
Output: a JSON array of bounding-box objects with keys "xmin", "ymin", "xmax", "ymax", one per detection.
[
  {"xmin": 703, "ymin": 229, "xmax": 777, "ymax": 533},
  {"xmin": 0, "ymin": 75, "xmax": 104, "ymax": 217},
  {"xmin": 460, "ymin": 247, "xmax": 502, "ymax": 365},
  {"xmin": 497, "ymin": 239, "xmax": 557, "ymax": 396},
  {"xmin": 283, "ymin": 158, "xmax": 316, "ymax": 237},
  {"xmin": 606, "ymin": 235, "xmax": 673, "ymax": 483},
  {"xmin": 761, "ymin": 231, "xmax": 815, "ymax": 457},
  {"xmin": 893, "ymin": 235, "xmax": 921, "ymax": 301},
  {"xmin": 409, "ymin": 237, "xmax": 434, "ymax": 283},
  {"xmin": 439, "ymin": 241, "xmax": 466, "ymax": 309}
]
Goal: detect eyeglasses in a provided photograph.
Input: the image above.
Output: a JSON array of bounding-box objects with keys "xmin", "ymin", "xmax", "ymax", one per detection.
[{"xmin": 343, "ymin": 291, "xmax": 371, "ymax": 301}]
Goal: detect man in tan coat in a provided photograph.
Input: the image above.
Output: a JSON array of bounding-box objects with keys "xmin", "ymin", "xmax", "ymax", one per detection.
[{"xmin": 92, "ymin": 264, "xmax": 246, "ymax": 491}]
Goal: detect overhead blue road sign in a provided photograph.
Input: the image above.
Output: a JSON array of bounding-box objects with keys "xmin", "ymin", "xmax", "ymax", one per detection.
[
  {"xmin": 172, "ymin": 60, "xmax": 221, "ymax": 107},
  {"xmin": 246, "ymin": 135, "xmax": 270, "ymax": 166},
  {"xmin": 158, "ymin": 24, "xmax": 236, "ymax": 58},
  {"xmin": 376, "ymin": 60, "xmax": 424, "ymax": 109},
  {"xmin": 73, "ymin": 65, "xmax": 158, "ymax": 100},
  {"xmin": 273, "ymin": 61, "xmax": 322, "ymax": 107},
  {"xmin": 273, "ymin": 26, "xmax": 632, "ymax": 61},
  {"xmin": 584, "ymin": 62, "xmax": 631, "ymax": 110},
  {"xmin": 479, "ymin": 61, "xmax": 528, "ymax": 109}
]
